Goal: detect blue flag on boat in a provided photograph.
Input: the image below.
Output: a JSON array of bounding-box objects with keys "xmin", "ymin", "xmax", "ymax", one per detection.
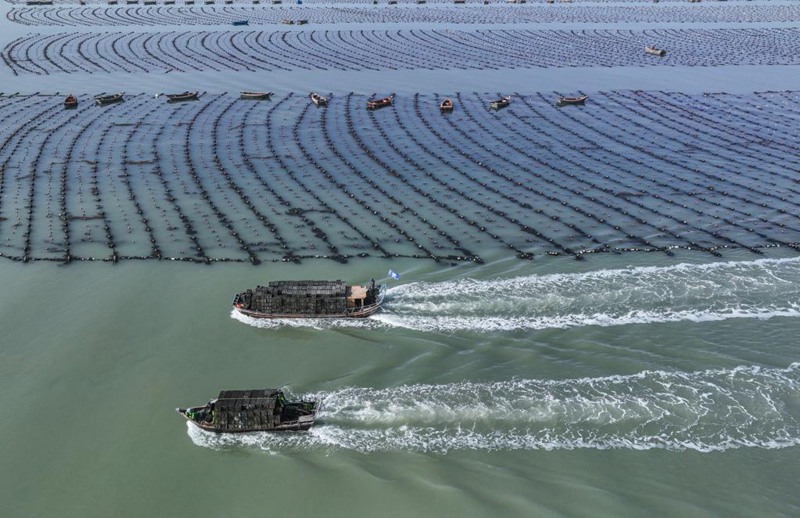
[{"xmin": 388, "ymin": 269, "xmax": 400, "ymax": 280}]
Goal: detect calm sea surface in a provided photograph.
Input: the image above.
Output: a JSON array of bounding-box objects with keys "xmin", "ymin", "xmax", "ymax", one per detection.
[{"xmin": 2, "ymin": 2, "xmax": 800, "ymax": 517}]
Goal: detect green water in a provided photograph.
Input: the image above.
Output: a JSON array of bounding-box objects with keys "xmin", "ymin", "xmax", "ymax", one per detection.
[{"xmin": 2, "ymin": 252, "xmax": 800, "ymax": 516}]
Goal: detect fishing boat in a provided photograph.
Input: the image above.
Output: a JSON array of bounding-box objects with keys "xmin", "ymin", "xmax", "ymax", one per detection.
[
  {"xmin": 64, "ymin": 94, "xmax": 78, "ymax": 109},
  {"xmin": 310, "ymin": 92, "xmax": 328, "ymax": 107},
  {"xmin": 645, "ymin": 45, "xmax": 666, "ymax": 57},
  {"xmin": 177, "ymin": 389, "xmax": 318, "ymax": 433},
  {"xmin": 490, "ymin": 95, "xmax": 511, "ymax": 110},
  {"xmin": 240, "ymin": 91, "xmax": 273, "ymax": 100},
  {"xmin": 233, "ymin": 279, "xmax": 386, "ymax": 319},
  {"xmin": 94, "ymin": 92, "xmax": 124, "ymax": 106},
  {"xmin": 367, "ymin": 93, "xmax": 395, "ymax": 110},
  {"xmin": 296, "ymin": 19, "xmax": 308, "ymax": 25},
  {"xmin": 281, "ymin": 18, "xmax": 294, "ymax": 24},
  {"xmin": 164, "ymin": 91, "xmax": 198, "ymax": 102},
  {"xmin": 440, "ymin": 97, "xmax": 454, "ymax": 112},
  {"xmin": 556, "ymin": 95, "xmax": 588, "ymax": 107},
  {"xmin": 232, "ymin": 20, "xmax": 249, "ymax": 26}
]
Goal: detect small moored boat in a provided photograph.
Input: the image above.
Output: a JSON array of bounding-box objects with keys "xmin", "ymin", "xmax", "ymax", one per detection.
[
  {"xmin": 440, "ymin": 97, "xmax": 454, "ymax": 112},
  {"xmin": 164, "ymin": 91, "xmax": 199, "ymax": 102},
  {"xmin": 310, "ymin": 92, "xmax": 328, "ymax": 107},
  {"xmin": 645, "ymin": 45, "xmax": 666, "ymax": 57},
  {"xmin": 94, "ymin": 92, "xmax": 124, "ymax": 106},
  {"xmin": 64, "ymin": 94, "xmax": 78, "ymax": 109},
  {"xmin": 367, "ymin": 93, "xmax": 395, "ymax": 110},
  {"xmin": 240, "ymin": 91, "xmax": 273, "ymax": 100},
  {"xmin": 177, "ymin": 389, "xmax": 318, "ymax": 433},
  {"xmin": 556, "ymin": 95, "xmax": 588, "ymax": 107},
  {"xmin": 233, "ymin": 279, "xmax": 386, "ymax": 319},
  {"xmin": 490, "ymin": 95, "xmax": 511, "ymax": 110},
  {"xmin": 232, "ymin": 20, "xmax": 249, "ymax": 26}
]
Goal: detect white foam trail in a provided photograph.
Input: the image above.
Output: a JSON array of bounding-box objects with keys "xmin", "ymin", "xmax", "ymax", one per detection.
[
  {"xmin": 187, "ymin": 363, "xmax": 800, "ymax": 454},
  {"xmin": 231, "ymin": 257, "xmax": 800, "ymax": 332},
  {"xmin": 380, "ymin": 257, "xmax": 800, "ymax": 331}
]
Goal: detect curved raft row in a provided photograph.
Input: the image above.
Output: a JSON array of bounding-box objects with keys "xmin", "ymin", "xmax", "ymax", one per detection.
[
  {"xmin": 5, "ymin": 0, "xmax": 785, "ymax": 5},
  {"xmin": 5, "ymin": 27, "xmax": 800, "ymax": 75},
  {"xmin": 9, "ymin": 3, "xmax": 800, "ymax": 27},
  {"xmin": 0, "ymin": 90, "xmax": 799, "ymax": 264}
]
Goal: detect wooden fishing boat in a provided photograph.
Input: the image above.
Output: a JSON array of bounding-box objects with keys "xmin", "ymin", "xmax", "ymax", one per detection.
[
  {"xmin": 490, "ymin": 95, "xmax": 511, "ymax": 110},
  {"xmin": 367, "ymin": 93, "xmax": 395, "ymax": 110},
  {"xmin": 310, "ymin": 92, "xmax": 328, "ymax": 107},
  {"xmin": 165, "ymin": 91, "xmax": 198, "ymax": 102},
  {"xmin": 645, "ymin": 45, "xmax": 666, "ymax": 57},
  {"xmin": 94, "ymin": 92, "xmax": 124, "ymax": 106},
  {"xmin": 240, "ymin": 91, "xmax": 273, "ymax": 100},
  {"xmin": 440, "ymin": 97, "xmax": 454, "ymax": 112},
  {"xmin": 232, "ymin": 20, "xmax": 249, "ymax": 26},
  {"xmin": 64, "ymin": 94, "xmax": 78, "ymax": 109},
  {"xmin": 177, "ymin": 389, "xmax": 318, "ymax": 433},
  {"xmin": 233, "ymin": 279, "xmax": 386, "ymax": 319},
  {"xmin": 556, "ymin": 94, "xmax": 588, "ymax": 107}
]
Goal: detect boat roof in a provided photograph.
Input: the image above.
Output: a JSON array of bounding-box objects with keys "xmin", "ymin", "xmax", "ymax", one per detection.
[
  {"xmin": 348, "ymin": 285, "xmax": 367, "ymax": 300},
  {"xmin": 265, "ymin": 280, "xmax": 347, "ymax": 295},
  {"xmin": 215, "ymin": 389, "xmax": 282, "ymax": 412}
]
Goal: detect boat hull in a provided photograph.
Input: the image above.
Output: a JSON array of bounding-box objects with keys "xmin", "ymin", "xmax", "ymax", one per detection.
[
  {"xmin": 235, "ymin": 304, "xmax": 382, "ymax": 319},
  {"xmin": 556, "ymin": 95, "xmax": 588, "ymax": 107},
  {"xmin": 241, "ymin": 92, "xmax": 272, "ymax": 100},
  {"xmin": 166, "ymin": 92, "xmax": 198, "ymax": 102},
  {"xmin": 310, "ymin": 93, "xmax": 328, "ymax": 106},
  {"xmin": 95, "ymin": 93, "xmax": 124, "ymax": 106},
  {"xmin": 490, "ymin": 96, "xmax": 511, "ymax": 109},
  {"xmin": 367, "ymin": 93, "xmax": 395, "ymax": 110},
  {"xmin": 177, "ymin": 405, "xmax": 317, "ymax": 433}
]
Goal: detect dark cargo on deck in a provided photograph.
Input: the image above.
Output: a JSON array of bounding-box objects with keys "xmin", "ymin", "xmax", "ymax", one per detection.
[
  {"xmin": 232, "ymin": 279, "xmax": 386, "ymax": 319},
  {"xmin": 177, "ymin": 388, "xmax": 318, "ymax": 433}
]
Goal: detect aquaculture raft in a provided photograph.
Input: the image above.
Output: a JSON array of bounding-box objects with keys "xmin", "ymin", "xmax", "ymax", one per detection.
[
  {"xmin": 233, "ymin": 280, "xmax": 386, "ymax": 318},
  {"xmin": 177, "ymin": 389, "xmax": 318, "ymax": 433}
]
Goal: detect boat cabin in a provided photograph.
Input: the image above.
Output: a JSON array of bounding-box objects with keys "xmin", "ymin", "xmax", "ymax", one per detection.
[{"xmin": 346, "ymin": 281, "xmax": 377, "ymax": 311}]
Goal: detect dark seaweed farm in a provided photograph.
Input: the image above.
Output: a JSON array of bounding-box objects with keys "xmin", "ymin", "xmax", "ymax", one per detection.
[
  {"xmin": 1, "ymin": 1, "xmax": 800, "ymax": 265},
  {"xmin": 0, "ymin": 90, "xmax": 798, "ymax": 264}
]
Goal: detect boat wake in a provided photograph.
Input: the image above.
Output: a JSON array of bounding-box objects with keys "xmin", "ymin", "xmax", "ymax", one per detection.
[
  {"xmin": 232, "ymin": 258, "xmax": 800, "ymax": 332},
  {"xmin": 187, "ymin": 363, "xmax": 800, "ymax": 454}
]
